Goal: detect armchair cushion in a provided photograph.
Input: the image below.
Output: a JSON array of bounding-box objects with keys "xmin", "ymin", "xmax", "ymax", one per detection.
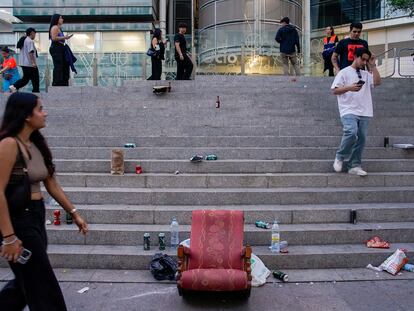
[{"xmin": 180, "ymin": 269, "xmax": 248, "ymax": 291}]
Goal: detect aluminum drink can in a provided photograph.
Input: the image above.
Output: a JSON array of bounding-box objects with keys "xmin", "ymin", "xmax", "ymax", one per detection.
[
  {"xmin": 384, "ymin": 137, "xmax": 389, "ymax": 148},
  {"xmin": 66, "ymin": 212, "xmax": 73, "ymax": 225},
  {"xmin": 158, "ymin": 233, "xmax": 166, "ymax": 250},
  {"xmin": 255, "ymin": 221, "xmax": 270, "ymax": 229},
  {"xmin": 143, "ymin": 233, "xmax": 151, "ymax": 250},
  {"xmin": 273, "ymin": 270, "xmax": 288, "ymax": 282}
]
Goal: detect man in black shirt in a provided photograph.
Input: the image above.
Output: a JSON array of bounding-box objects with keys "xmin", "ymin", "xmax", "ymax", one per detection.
[
  {"xmin": 332, "ymin": 22, "xmax": 368, "ymax": 73},
  {"xmin": 174, "ymin": 23, "xmax": 193, "ymax": 80}
]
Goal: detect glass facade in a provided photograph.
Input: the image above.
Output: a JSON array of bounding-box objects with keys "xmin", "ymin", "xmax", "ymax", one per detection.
[{"xmin": 310, "ymin": 0, "xmax": 402, "ymax": 30}]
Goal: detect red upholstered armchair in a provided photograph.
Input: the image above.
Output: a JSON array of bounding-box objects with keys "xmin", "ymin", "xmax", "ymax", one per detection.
[{"xmin": 177, "ymin": 210, "xmax": 252, "ymax": 297}]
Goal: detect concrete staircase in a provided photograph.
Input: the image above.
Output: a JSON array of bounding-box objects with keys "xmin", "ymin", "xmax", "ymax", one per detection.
[{"xmin": 1, "ymin": 76, "xmax": 414, "ymax": 273}]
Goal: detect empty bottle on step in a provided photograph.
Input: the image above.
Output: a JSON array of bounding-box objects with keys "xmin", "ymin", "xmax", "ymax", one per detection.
[
  {"xmin": 170, "ymin": 218, "xmax": 180, "ymax": 249},
  {"xmin": 270, "ymin": 220, "xmax": 280, "ymax": 253}
]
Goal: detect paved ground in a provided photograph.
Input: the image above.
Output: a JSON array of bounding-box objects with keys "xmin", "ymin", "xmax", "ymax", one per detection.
[{"xmin": 2, "ymin": 279, "xmax": 414, "ymax": 311}]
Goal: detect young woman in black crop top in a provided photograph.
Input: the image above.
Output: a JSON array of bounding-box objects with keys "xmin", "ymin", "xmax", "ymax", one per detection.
[{"xmin": 0, "ymin": 92, "xmax": 88, "ymax": 310}]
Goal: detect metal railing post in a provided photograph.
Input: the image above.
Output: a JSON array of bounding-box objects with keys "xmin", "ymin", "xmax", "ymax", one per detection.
[
  {"xmin": 45, "ymin": 56, "xmax": 50, "ymax": 93},
  {"xmin": 142, "ymin": 56, "xmax": 147, "ymax": 80},
  {"xmin": 92, "ymin": 56, "xmax": 98, "ymax": 86},
  {"xmin": 241, "ymin": 45, "xmax": 245, "ymax": 75}
]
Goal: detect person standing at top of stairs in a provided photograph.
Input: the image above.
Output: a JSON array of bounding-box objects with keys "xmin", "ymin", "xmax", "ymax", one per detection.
[{"xmin": 331, "ymin": 47, "xmax": 381, "ymax": 177}]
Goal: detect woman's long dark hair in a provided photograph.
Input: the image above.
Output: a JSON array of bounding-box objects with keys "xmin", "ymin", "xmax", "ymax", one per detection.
[
  {"xmin": 49, "ymin": 14, "xmax": 61, "ymax": 39},
  {"xmin": 0, "ymin": 93, "xmax": 55, "ymax": 176},
  {"xmin": 328, "ymin": 26, "xmax": 335, "ymax": 36},
  {"xmin": 153, "ymin": 28, "xmax": 161, "ymax": 40}
]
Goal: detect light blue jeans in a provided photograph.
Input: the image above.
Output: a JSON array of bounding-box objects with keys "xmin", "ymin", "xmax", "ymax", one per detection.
[{"xmin": 336, "ymin": 114, "xmax": 371, "ymax": 169}]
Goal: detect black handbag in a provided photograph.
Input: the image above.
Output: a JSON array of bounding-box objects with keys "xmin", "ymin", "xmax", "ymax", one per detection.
[
  {"xmin": 146, "ymin": 48, "xmax": 157, "ymax": 57},
  {"xmin": 5, "ymin": 140, "xmax": 31, "ymax": 217}
]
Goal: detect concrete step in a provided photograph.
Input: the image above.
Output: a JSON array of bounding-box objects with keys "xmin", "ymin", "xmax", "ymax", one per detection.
[
  {"xmin": 49, "ymin": 147, "xmax": 414, "ymax": 160},
  {"xmin": 55, "ymin": 172, "xmax": 414, "ymax": 189},
  {"xmin": 45, "ymin": 136, "xmax": 414, "ymax": 148},
  {"xmin": 42, "ymin": 132, "xmax": 414, "ymax": 147},
  {"xmin": 56, "ymin": 186, "xmax": 414, "ymax": 205},
  {"xmin": 0, "ymin": 243, "xmax": 410, "ymax": 270},
  {"xmin": 45, "ymin": 222, "xmax": 414, "ymax": 246},
  {"xmin": 3, "ymin": 267, "xmax": 414, "ymax": 284},
  {"xmin": 54, "ymin": 159, "xmax": 414, "ymax": 173},
  {"xmin": 45, "ymin": 203, "xmax": 414, "ymax": 225}
]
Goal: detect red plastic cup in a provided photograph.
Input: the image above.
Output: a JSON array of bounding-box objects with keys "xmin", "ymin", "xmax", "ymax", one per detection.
[{"xmin": 135, "ymin": 165, "xmax": 143, "ymax": 174}]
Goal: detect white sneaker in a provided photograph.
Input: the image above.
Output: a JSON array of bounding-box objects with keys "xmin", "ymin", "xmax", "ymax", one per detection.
[
  {"xmin": 9, "ymin": 85, "xmax": 17, "ymax": 93},
  {"xmin": 348, "ymin": 167, "xmax": 368, "ymax": 176},
  {"xmin": 333, "ymin": 158, "xmax": 343, "ymax": 172}
]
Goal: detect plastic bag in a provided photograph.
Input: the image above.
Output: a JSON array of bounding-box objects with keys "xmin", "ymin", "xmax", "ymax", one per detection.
[
  {"xmin": 149, "ymin": 253, "xmax": 178, "ymax": 281},
  {"xmin": 366, "ymin": 236, "xmax": 390, "ymax": 249},
  {"xmin": 250, "ymin": 253, "xmax": 270, "ymax": 287},
  {"xmin": 379, "ymin": 249, "xmax": 408, "ymax": 275}
]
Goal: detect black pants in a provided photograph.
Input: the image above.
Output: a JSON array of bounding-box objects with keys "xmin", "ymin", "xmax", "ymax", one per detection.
[
  {"xmin": 13, "ymin": 66, "xmax": 40, "ymax": 92},
  {"xmin": 176, "ymin": 56, "xmax": 193, "ymax": 80},
  {"xmin": 0, "ymin": 200, "xmax": 67, "ymax": 311},
  {"xmin": 324, "ymin": 57, "xmax": 335, "ymax": 76},
  {"xmin": 148, "ymin": 57, "xmax": 162, "ymax": 80},
  {"xmin": 49, "ymin": 44, "xmax": 70, "ymax": 86}
]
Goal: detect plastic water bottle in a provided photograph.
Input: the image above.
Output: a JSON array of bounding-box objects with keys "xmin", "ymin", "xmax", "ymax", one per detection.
[
  {"xmin": 270, "ymin": 220, "xmax": 280, "ymax": 253},
  {"xmin": 170, "ymin": 218, "xmax": 180, "ymax": 249}
]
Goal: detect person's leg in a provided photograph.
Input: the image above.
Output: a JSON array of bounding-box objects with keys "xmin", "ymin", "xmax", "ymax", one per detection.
[
  {"xmin": 348, "ymin": 116, "xmax": 370, "ymax": 169},
  {"xmin": 328, "ymin": 62, "xmax": 335, "ymax": 76},
  {"xmin": 13, "ymin": 66, "xmax": 31, "ymax": 90},
  {"xmin": 184, "ymin": 56, "xmax": 193, "ymax": 80},
  {"xmin": 176, "ymin": 58, "xmax": 184, "ymax": 80},
  {"xmin": 31, "ymin": 67, "xmax": 40, "ymax": 92},
  {"xmin": 8, "ymin": 201, "xmax": 67, "ymax": 311},
  {"xmin": 290, "ymin": 53, "xmax": 301, "ymax": 76},
  {"xmin": 336, "ymin": 114, "xmax": 358, "ymax": 162},
  {"xmin": 281, "ymin": 53, "xmax": 289, "ymax": 75},
  {"xmin": 2, "ymin": 77, "xmax": 11, "ymax": 92},
  {"xmin": 62, "ymin": 58, "xmax": 70, "ymax": 86},
  {"xmin": 148, "ymin": 57, "xmax": 156, "ymax": 80},
  {"xmin": 154, "ymin": 58, "xmax": 162, "ymax": 80},
  {"xmin": 50, "ymin": 46, "xmax": 65, "ymax": 86},
  {"xmin": 0, "ymin": 278, "xmax": 27, "ymax": 311}
]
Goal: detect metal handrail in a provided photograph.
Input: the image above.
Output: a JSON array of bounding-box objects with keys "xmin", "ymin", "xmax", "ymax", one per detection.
[
  {"xmin": 397, "ymin": 48, "xmax": 414, "ymax": 77},
  {"xmin": 374, "ymin": 48, "xmax": 396, "ymax": 78}
]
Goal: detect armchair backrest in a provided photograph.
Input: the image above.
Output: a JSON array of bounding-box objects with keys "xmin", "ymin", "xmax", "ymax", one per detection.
[{"xmin": 188, "ymin": 210, "xmax": 244, "ymax": 270}]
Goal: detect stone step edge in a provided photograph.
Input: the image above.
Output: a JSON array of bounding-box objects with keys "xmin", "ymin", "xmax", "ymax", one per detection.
[
  {"xmin": 45, "ymin": 222, "xmax": 414, "ymax": 233},
  {"xmin": 1, "ymin": 268, "xmax": 414, "ymax": 284},
  {"xmin": 44, "ymin": 202, "xmax": 414, "ymax": 211}
]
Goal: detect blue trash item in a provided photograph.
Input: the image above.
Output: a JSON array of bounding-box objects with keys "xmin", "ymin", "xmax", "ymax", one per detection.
[{"xmin": 190, "ymin": 155, "xmax": 203, "ymax": 162}]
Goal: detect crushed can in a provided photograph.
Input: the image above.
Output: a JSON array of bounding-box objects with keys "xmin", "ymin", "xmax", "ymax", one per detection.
[
  {"xmin": 124, "ymin": 143, "xmax": 136, "ymax": 148},
  {"xmin": 158, "ymin": 233, "xmax": 166, "ymax": 250},
  {"xmin": 273, "ymin": 270, "xmax": 288, "ymax": 282},
  {"xmin": 135, "ymin": 165, "xmax": 143, "ymax": 174},
  {"xmin": 255, "ymin": 221, "xmax": 271, "ymax": 229},
  {"xmin": 205, "ymin": 154, "xmax": 218, "ymax": 161},
  {"xmin": 143, "ymin": 233, "xmax": 151, "ymax": 251}
]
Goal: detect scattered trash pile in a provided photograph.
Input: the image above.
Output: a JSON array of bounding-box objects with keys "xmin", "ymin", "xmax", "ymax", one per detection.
[{"xmin": 367, "ymin": 248, "xmax": 413, "ymax": 275}]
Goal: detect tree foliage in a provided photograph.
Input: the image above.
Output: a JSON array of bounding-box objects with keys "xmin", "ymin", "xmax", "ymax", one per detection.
[{"xmin": 387, "ymin": 0, "xmax": 414, "ymax": 16}]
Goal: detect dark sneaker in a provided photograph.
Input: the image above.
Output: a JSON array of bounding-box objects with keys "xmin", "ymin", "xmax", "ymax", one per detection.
[{"xmin": 190, "ymin": 155, "xmax": 203, "ymax": 162}]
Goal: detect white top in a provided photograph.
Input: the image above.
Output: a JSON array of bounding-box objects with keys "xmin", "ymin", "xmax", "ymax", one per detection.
[
  {"xmin": 19, "ymin": 37, "xmax": 37, "ymax": 67},
  {"xmin": 331, "ymin": 66, "xmax": 374, "ymax": 117}
]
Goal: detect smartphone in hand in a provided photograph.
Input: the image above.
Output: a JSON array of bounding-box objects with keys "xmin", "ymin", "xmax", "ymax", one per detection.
[{"xmin": 356, "ymin": 80, "xmax": 365, "ymax": 86}]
